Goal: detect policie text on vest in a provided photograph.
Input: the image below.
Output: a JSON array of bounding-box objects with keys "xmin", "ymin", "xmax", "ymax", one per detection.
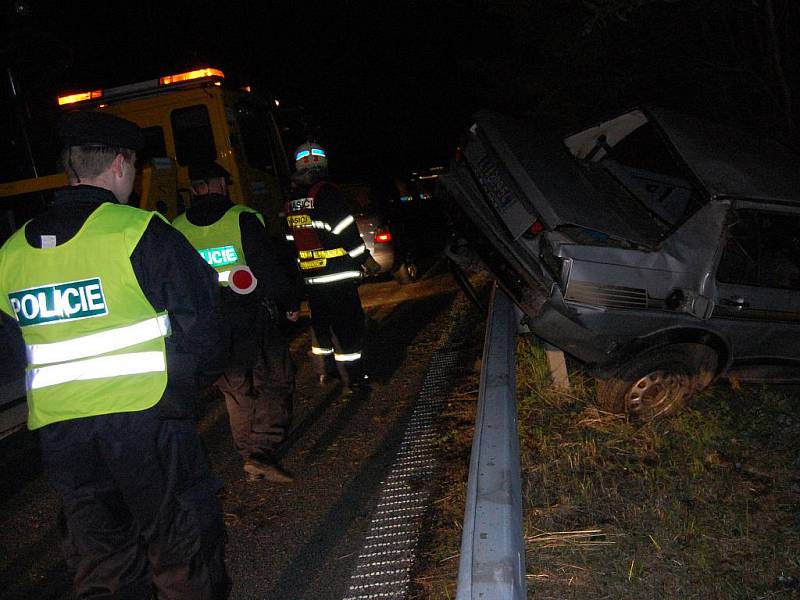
[
  {"xmin": 8, "ymin": 278, "xmax": 107, "ymax": 327},
  {"xmin": 199, "ymin": 245, "xmax": 238, "ymax": 267}
]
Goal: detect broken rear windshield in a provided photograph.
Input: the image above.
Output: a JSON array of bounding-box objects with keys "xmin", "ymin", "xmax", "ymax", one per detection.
[{"xmin": 589, "ymin": 121, "xmax": 704, "ymax": 232}]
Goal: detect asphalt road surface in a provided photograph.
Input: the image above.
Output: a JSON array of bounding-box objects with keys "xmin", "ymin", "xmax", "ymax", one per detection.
[{"xmin": 0, "ymin": 265, "xmax": 481, "ymax": 599}]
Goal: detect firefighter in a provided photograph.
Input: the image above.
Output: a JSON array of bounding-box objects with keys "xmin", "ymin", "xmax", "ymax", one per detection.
[
  {"xmin": 0, "ymin": 112, "xmax": 229, "ymax": 598},
  {"xmin": 173, "ymin": 162, "xmax": 300, "ymax": 483},
  {"xmin": 285, "ymin": 141, "xmax": 381, "ymax": 394}
]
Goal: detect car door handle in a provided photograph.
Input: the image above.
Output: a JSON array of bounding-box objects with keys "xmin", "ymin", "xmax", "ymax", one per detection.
[{"xmin": 719, "ymin": 296, "xmax": 750, "ymax": 309}]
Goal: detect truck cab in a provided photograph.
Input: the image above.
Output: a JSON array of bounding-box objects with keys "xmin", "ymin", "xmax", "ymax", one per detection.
[{"xmin": 1, "ymin": 67, "xmax": 292, "ymax": 236}]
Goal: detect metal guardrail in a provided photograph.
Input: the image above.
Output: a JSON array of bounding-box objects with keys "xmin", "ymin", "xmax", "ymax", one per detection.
[{"xmin": 457, "ymin": 284, "xmax": 526, "ymax": 599}]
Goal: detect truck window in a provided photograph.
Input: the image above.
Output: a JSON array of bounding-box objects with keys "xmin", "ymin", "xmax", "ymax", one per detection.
[
  {"xmin": 171, "ymin": 105, "xmax": 216, "ymax": 166},
  {"xmin": 235, "ymin": 101, "xmax": 277, "ymax": 173},
  {"xmin": 137, "ymin": 126, "xmax": 167, "ymax": 166}
]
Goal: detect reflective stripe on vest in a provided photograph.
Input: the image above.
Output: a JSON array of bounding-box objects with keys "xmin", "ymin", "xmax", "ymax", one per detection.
[
  {"xmin": 28, "ymin": 351, "xmax": 166, "ymax": 391},
  {"xmin": 26, "ymin": 314, "xmax": 171, "ymax": 366},
  {"xmin": 304, "ymin": 270, "xmax": 363, "ymax": 285}
]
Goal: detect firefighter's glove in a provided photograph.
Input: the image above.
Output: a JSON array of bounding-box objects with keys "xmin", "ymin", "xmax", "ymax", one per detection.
[{"xmin": 363, "ymin": 255, "xmax": 381, "ymax": 275}]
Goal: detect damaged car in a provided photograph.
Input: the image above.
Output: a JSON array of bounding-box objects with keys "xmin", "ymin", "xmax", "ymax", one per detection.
[{"xmin": 441, "ymin": 106, "xmax": 800, "ymax": 421}]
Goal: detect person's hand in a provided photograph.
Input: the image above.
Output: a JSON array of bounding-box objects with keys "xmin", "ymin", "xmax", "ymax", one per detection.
[
  {"xmin": 285, "ymin": 311, "xmax": 300, "ymax": 322},
  {"xmin": 363, "ymin": 255, "xmax": 381, "ymax": 275}
]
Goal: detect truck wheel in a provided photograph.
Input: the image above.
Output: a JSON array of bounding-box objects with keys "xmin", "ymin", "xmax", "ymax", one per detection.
[{"xmin": 595, "ymin": 344, "xmax": 717, "ymax": 422}]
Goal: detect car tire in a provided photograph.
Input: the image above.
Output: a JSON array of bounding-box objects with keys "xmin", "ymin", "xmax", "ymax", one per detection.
[
  {"xmin": 393, "ymin": 262, "xmax": 418, "ymax": 284},
  {"xmin": 595, "ymin": 343, "xmax": 717, "ymax": 422}
]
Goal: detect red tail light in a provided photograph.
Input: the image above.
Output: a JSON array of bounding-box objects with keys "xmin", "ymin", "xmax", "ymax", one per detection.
[
  {"xmin": 374, "ymin": 228, "xmax": 392, "ymax": 243},
  {"xmin": 528, "ymin": 220, "xmax": 544, "ymax": 235}
]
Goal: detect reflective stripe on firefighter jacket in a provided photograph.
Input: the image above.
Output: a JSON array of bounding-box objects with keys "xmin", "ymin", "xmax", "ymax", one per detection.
[
  {"xmin": 172, "ymin": 204, "xmax": 265, "ymax": 287},
  {"xmin": 285, "ymin": 182, "xmax": 365, "ymax": 285},
  {"xmin": 0, "ymin": 203, "xmax": 171, "ymax": 430}
]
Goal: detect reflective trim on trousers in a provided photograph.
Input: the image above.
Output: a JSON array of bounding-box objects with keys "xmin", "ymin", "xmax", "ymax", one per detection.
[
  {"xmin": 304, "ymin": 270, "xmax": 363, "ymax": 285},
  {"xmin": 332, "ymin": 215, "xmax": 355, "ymax": 235},
  {"xmin": 311, "ymin": 346, "xmax": 335, "ymax": 355},
  {"xmin": 26, "ymin": 314, "xmax": 171, "ymax": 366},
  {"xmin": 334, "ymin": 352, "xmax": 362, "ymax": 362},
  {"xmin": 27, "ymin": 351, "xmax": 167, "ymax": 391}
]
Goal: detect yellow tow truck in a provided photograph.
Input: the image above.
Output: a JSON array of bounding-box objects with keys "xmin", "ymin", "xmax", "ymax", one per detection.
[{"xmin": 0, "ymin": 66, "xmax": 292, "ymax": 234}]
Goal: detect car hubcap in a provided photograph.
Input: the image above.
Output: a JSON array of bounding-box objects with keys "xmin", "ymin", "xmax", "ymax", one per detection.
[{"xmin": 625, "ymin": 369, "xmax": 688, "ymax": 419}]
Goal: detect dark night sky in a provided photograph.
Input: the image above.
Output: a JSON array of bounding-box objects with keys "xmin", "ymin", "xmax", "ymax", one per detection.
[
  {"xmin": 4, "ymin": 1, "xmax": 495, "ymax": 182},
  {"xmin": 3, "ymin": 1, "xmax": 800, "ymax": 183}
]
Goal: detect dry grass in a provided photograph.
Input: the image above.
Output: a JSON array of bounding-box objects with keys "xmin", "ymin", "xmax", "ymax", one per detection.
[
  {"xmin": 413, "ymin": 335, "xmax": 800, "ymax": 599},
  {"xmin": 518, "ymin": 337, "xmax": 800, "ymax": 600}
]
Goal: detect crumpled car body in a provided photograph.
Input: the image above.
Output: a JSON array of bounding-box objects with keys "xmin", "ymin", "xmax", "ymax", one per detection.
[{"xmin": 442, "ymin": 106, "xmax": 800, "ymax": 417}]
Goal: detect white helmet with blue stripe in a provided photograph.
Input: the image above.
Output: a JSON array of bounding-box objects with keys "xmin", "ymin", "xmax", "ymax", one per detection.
[{"xmin": 294, "ymin": 140, "xmax": 328, "ymax": 172}]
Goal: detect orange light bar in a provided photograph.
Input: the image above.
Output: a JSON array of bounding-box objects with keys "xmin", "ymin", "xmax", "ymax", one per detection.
[
  {"xmin": 57, "ymin": 89, "xmax": 103, "ymax": 106},
  {"xmin": 160, "ymin": 68, "xmax": 225, "ymax": 86}
]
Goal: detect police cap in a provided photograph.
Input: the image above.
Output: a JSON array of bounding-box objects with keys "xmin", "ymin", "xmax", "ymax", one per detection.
[
  {"xmin": 188, "ymin": 162, "xmax": 232, "ymax": 182},
  {"xmin": 58, "ymin": 111, "xmax": 144, "ymax": 151}
]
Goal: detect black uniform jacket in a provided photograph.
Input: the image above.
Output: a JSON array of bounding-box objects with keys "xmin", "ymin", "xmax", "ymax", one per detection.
[
  {"xmin": 181, "ymin": 193, "xmax": 302, "ymax": 367},
  {"xmin": 14, "ymin": 185, "xmax": 228, "ymax": 419},
  {"xmin": 288, "ymin": 181, "xmax": 368, "ymax": 278}
]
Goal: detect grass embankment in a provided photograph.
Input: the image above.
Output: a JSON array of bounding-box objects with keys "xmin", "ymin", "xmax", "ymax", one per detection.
[{"xmin": 413, "ymin": 336, "xmax": 800, "ymax": 599}]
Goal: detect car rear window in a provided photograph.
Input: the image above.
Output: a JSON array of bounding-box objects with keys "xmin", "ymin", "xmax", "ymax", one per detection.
[{"xmin": 592, "ymin": 122, "xmax": 704, "ymax": 231}]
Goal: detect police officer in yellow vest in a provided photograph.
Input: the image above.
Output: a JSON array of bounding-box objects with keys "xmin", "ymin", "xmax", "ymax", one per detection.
[
  {"xmin": 173, "ymin": 162, "xmax": 301, "ymax": 483},
  {"xmin": 0, "ymin": 112, "xmax": 230, "ymax": 598}
]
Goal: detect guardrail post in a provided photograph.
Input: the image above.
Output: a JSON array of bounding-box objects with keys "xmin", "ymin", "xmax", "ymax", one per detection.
[
  {"xmin": 457, "ymin": 284, "xmax": 526, "ymax": 599},
  {"xmin": 543, "ymin": 342, "xmax": 570, "ymax": 390}
]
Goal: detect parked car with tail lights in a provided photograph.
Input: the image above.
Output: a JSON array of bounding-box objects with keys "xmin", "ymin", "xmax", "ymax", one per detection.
[{"xmin": 355, "ymin": 213, "xmax": 395, "ymax": 277}]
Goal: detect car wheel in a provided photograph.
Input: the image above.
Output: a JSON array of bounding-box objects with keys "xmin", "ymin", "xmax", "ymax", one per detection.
[
  {"xmin": 393, "ymin": 262, "xmax": 417, "ymax": 284},
  {"xmin": 595, "ymin": 344, "xmax": 717, "ymax": 422},
  {"xmin": 405, "ymin": 262, "xmax": 419, "ymax": 281}
]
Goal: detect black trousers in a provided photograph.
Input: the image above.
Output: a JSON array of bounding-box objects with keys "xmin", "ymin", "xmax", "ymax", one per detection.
[
  {"xmin": 307, "ymin": 281, "xmax": 366, "ymax": 384},
  {"xmin": 216, "ymin": 315, "xmax": 295, "ymax": 461},
  {"xmin": 39, "ymin": 406, "xmax": 228, "ymax": 599}
]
